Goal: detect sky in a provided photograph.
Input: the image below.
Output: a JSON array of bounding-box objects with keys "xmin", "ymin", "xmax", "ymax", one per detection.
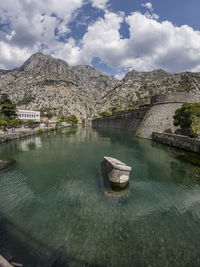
[{"xmin": 0, "ymin": 0, "xmax": 200, "ymax": 79}]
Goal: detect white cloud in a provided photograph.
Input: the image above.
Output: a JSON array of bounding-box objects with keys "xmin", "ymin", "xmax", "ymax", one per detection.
[
  {"xmin": 62, "ymin": 10, "xmax": 200, "ymax": 73},
  {"xmin": 142, "ymin": 2, "xmax": 153, "ymax": 11},
  {"xmin": 1, "ymin": 0, "xmax": 200, "ymax": 74},
  {"xmin": 0, "ymin": 0, "xmax": 83, "ymax": 68},
  {"xmin": 141, "ymin": 2, "xmax": 159, "ymax": 20},
  {"xmin": 0, "ymin": 41, "xmax": 31, "ymax": 69},
  {"xmin": 89, "ymin": 0, "xmax": 109, "ymax": 10},
  {"xmin": 114, "ymin": 72, "xmax": 127, "ymax": 80}
]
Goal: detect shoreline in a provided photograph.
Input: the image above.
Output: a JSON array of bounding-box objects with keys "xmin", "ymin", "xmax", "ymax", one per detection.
[{"xmin": 0, "ymin": 126, "xmax": 68, "ymax": 144}]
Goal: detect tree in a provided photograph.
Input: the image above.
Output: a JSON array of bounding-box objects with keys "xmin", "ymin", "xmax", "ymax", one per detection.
[
  {"xmin": 66, "ymin": 114, "xmax": 78, "ymax": 125},
  {"xmin": 56, "ymin": 118, "xmax": 63, "ymax": 125},
  {"xmin": 173, "ymin": 103, "xmax": 200, "ymax": 137},
  {"xmin": 56, "ymin": 114, "xmax": 78, "ymax": 125},
  {"xmin": 25, "ymin": 120, "xmax": 37, "ymax": 128},
  {"xmin": 0, "ymin": 116, "xmax": 8, "ymax": 129},
  {"xmin": 0, "ymin": 93, "xmax": 17, "ymax": 119},
  {"xmin": 8, "ymin": 118, "xmax": 23, "ymax": 127}
]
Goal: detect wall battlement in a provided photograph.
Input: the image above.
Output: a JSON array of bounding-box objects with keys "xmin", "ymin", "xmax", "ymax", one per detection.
[{"xmin": 151, "ymin": 92, "xmax": 200, "ymax": 105}]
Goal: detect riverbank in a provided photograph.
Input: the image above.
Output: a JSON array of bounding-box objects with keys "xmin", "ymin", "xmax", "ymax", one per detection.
[
  {"xmin": 0, "ymin": 126, "xmax": 67, "ymax": 144},
  {"xmin": 152, "ymin": 132, "xmax": 200, "ymax": 154}
]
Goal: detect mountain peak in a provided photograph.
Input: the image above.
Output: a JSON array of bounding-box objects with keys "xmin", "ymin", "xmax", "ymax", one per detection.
[{"xmin": 20, "ymin": 52, "xmax": 69, "ymax": 74}]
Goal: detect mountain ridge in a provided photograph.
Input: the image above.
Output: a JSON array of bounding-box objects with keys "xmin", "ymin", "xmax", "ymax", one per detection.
[{"xmin": 0, "ymin": 53, "xmax": 200, "ymax": 118}]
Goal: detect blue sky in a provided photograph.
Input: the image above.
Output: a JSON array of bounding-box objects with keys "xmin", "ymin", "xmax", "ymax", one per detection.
[{"xmin": 0, "ymin": 0, "xmax": 200, "ymax": 78}]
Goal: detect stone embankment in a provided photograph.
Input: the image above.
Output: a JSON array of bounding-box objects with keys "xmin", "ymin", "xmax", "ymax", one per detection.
[
  {"xmin": 0, "ymin": 255, "xmax": 13, "ymax": 267},
  {"xmin": 0, "ymin": 126, "xmax": 65, "ymax": 144},
  {"xmin": 92, "ymin": 92, "xmax": 200, "ymax": 140},
  {"xmin": 92, "ymin": 107, "xmax": 148, "ymax": 134},
  {"xmin": 152, "ymin": 132, "xmax": 200, "ymax": 154}
]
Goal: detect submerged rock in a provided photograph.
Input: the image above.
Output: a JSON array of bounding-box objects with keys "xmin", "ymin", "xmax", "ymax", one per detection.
[
  {"xmin": 104, "ymin": 157, "xmax": 132, "ymax": 188},
  {"xmin": 0, "ymin": 159, "xmax": 16, "ymax": 171}
]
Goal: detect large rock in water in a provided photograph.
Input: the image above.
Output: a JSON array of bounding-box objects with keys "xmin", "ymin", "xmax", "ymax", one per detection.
[
  {"xmin": 104, "ymin": 157, "xmax": 132, "ymax": 188},
  {"xmin": 0, "ymin": 159, "xmax": 16, "ymax": 171}
]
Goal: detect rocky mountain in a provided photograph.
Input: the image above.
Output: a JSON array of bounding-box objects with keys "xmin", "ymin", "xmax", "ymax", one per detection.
[
  {"xmin": 0, "ymin": 53, "xmax": 117, "ymax": 117},
  {"xmin": 20, "ymin": 52, "xmax": 69, "ymax": 74},
  {"xmin": 100, "ymin": 69, "xmax": 200, "ymax": 110},
  {"xmin": 0, "ymin": 52, "xmax": 200, "ymax": 118}
]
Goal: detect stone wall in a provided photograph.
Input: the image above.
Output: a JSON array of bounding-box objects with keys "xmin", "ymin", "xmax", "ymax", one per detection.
[
  {"xmin": 151, "ymin": 92, "xmax": 200, "ymax": 105},
  {"xmin": 92, "ymin": 92, "xmax": 200, "ymax": 140},
  {"xmin": 137, "ymin": 92, "xmax": 200, "ymax": 139},
  {"xmin": 0, "ymin": 126, "xmax": 66, "ymax": 144},
  {"xmin": 152, "ymin": 132, "xmax": 200, "ymax": 154},
  {"xmin": 135, "ymin": 102, "xmax": 182, "ymax": 139},
  {"xmin": 92, "ymin": 108, "xmax": 148, "ymax": 134}
]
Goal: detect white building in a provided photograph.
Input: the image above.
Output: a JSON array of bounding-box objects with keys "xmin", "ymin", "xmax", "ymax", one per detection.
[{"xmin": 17, "ymin": 110, "xmax": 40, "ymax": 122}]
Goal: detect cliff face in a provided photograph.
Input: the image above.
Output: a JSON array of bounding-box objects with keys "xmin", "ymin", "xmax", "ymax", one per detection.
[{"xmin": 0, "ymin": 53, "xmax": 200, "ymax": 118}]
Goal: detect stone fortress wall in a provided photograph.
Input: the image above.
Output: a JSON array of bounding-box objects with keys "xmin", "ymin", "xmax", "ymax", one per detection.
[
  {"xmin": 92, "ymin": 92, "xmax": 200, "ymax": 140},
  {"xmin": 152, "ymin": 132, "xmax": 200, "ymax": 154},
  {"xmin": 92, "ymin": 107, "xmax": 149, "ymax": 135}
]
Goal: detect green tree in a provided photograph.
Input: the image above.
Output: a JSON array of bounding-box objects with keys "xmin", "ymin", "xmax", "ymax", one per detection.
[
  {"xmin": 173, "ymin": 103, "xmax": 200, "ymax": 137},
  {"xmin": 8, "ymin": 118, "xmax": 23, "ymax": 127},
  {"xmin": 0, "ymin": 93, "xmax": 17, "ymax": 119},
  {"xmin": 56, "ymin": 118, "xmax": 63, "ymax": 125},
  {"xmin": 25, "ymin": 120, "xmax": 37, "ymax": 128},
  {"xmin": 66, "ymin": 114, "xmax": 78, "ymax": 125},
  {"xmin": 0, "ymin": 116, "xmax": 8, "ymax": 129}
]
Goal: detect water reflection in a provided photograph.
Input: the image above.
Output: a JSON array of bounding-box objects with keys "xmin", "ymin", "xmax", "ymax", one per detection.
[
  {"xmin": 18, "ymin": 136, "xmax": 42, "ymax": 152},
  {"xmin": 0, "ymin": 127, "xmax": 200, "ymax": 266}
]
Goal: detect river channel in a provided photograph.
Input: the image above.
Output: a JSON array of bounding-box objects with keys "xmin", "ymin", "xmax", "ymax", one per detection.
[{"xmin": 0, "ymin": 127, "xmax": 200, "ymax": 266}]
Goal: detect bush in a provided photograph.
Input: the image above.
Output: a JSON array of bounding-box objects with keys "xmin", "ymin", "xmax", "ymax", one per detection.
[
  {"xmin": 127, "ymin": 107, "xmax": 137, "ymax": 111},
  {"xmin": 173, "ymin": 103, "xmax": 200, "ymax": 137},
  {"xmin": 99, "ymin": 111, "xmax": 110, "ymax": 117},
  {"xmin": 111, "ymin": 107, "xmax": 123, "ymax": 115}
]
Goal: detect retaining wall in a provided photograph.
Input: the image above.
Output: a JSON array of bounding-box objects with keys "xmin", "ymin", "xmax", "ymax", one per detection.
[
  {"xmin": 92, "ymin": 108, "xmax": 148, "ymax": 134},
  {"xmin": 93, "ymin": 92, "xmax": 200, "ymax": 139},
  {"xmin": 152, "ymin": 132, "xmax": 200, "ymax": 154},
  {"xmin": 0, "ymin": 126, "xmax": 66, "ymax": 144}
]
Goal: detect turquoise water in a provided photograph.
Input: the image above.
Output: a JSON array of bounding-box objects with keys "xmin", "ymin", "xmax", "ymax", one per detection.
[{"xmin": 0, "ymin": 127, "xmax": 200, "ymax": 267}]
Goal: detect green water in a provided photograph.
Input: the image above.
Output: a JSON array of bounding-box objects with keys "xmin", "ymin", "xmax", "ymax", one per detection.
[{"xmin": 0, "ymin": 127, "xmax": 200, "ymax": 267}]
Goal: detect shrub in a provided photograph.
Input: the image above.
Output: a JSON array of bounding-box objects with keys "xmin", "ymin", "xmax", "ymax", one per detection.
[
  {"xmin": 99, "ymin": 111, "xmax": 110, "ymax": 117},
  {"xmin": 111, "ymin": 106, "xmax": 123, "ymax": 115},
  {"xmin": 173, "ymin": 103, "xmax": 200, "ymax": 137}
]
